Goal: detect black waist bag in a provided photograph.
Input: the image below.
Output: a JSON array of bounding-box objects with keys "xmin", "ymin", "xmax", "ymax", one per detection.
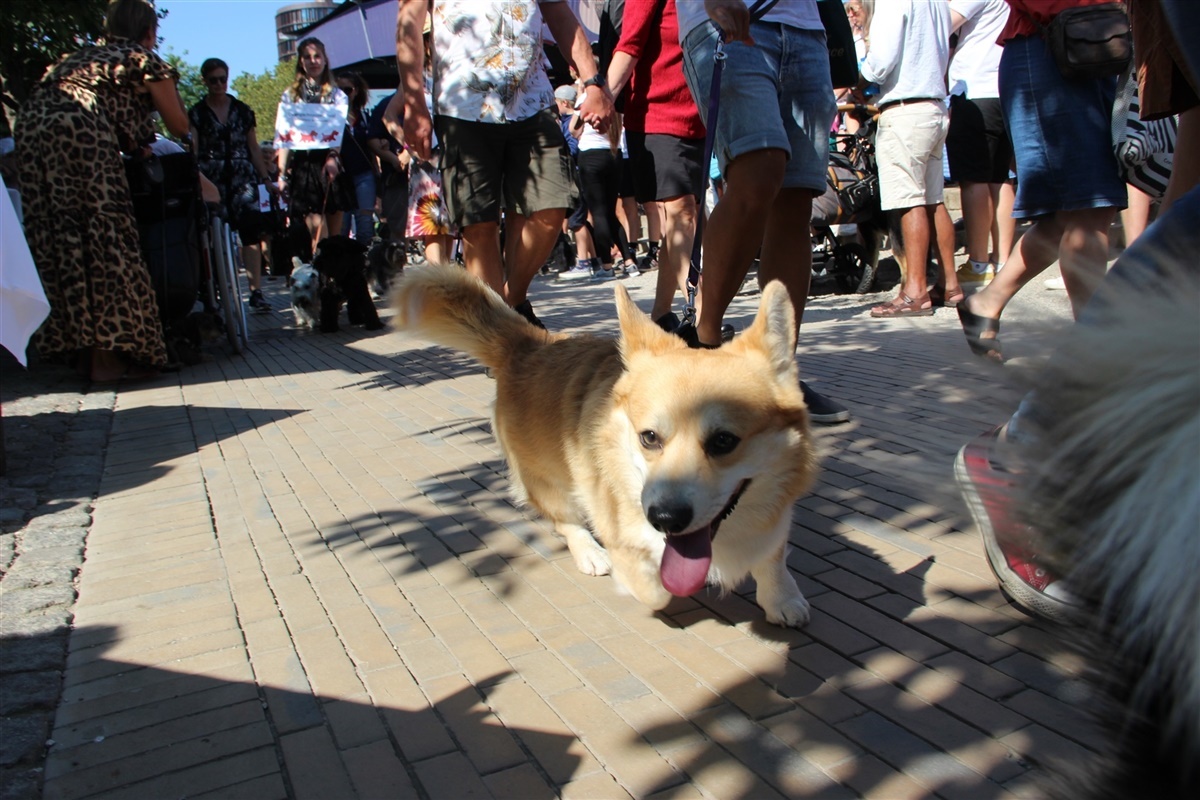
[{"xmin": 1041, "ymin": 4, "xmax": 1132, "ymax": 81}]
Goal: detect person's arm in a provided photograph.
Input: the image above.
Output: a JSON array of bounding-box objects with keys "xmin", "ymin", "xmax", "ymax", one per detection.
[
  {"xmin": 541, "ymin": 0, "xmax": 615, "ymax": 132},
  {"xmin": 859, "ymin": 1, "xmax": 905, "ymax": 86},
  {"xmin": 606, "ymin": 0, "xmax": 657, "ymax": 96},
  {"xmin": 395, "ymin": 0, "xmax": 432, "ymax": 160},
  {"xmin": 188, "ymin": 123, "xmax": 200, "ymax": 156},
  {"xmin": 147, "ymin": 79, "xmax": 189, "ymax": 138},
  {"xmin": 371, "ymin": 136, "xmax": 411, "ymax": 173}
]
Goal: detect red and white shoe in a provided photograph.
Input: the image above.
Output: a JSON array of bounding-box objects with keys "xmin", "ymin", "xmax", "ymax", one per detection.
[{"xmin": 955, "ymin": 427, "xmax": 1078, "ymax": 622}]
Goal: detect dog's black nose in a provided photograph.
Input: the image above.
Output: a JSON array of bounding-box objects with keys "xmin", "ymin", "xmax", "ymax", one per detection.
[{"xmin": 647, "ymin": 503, "xmax": 693, "ymax": 534}]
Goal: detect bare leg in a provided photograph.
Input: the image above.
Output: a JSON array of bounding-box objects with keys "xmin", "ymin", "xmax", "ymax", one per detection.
[
  {"xmin": 574, "ymin": 224, "xmax": 596, "ymax": 261},
  {"xmin": 1057, "ymin": 207, "xmax": 1115, "ymax": 317},
  {"xmin": 695, "ymin": 149, "xmax": 786, "ymax": 346},
  {"xmin": 933, "ymin": 202, "xmax": 961, "ymax": 295},
  {"xmin": 960, "ymin": 181, "xmax": 995, "ymax": 263},
  {"xmin": 897, "ymin": 205, "xmax": 932, "ymax": 298},
  {"xmin": 644, "ymin": 200, "xmax": 663, "ymax": 244},
  {"xmin": 422, "ymin": 235, "xmax": 453, "ymax": 264},
  {"xmin": 242, "ymin": 243, "xmax": 263, "ymax": 292},
  {"xmin": 460, "ymin": 221, "xmax": 505, "ymax": 295},
  {"xmin": 503, "ymin": 208, "xmax": 564, "ymax": 307},
  {"xmin": 1122, "ymin": 184, "xmax": 1154, "ymax": 249},
  {"xmin": 757, "ymin": 187, "xmax": 815, "ymax": 349},
  {"xmin": 995, "ymin": 180, "xmax": 1016, "ymax": 267},
  {"xmin": 650, "ymin": 194, "xmax": 697, "ymax": 320}
]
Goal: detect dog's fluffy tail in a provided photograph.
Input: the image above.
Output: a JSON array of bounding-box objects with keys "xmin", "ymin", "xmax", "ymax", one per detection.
[{"xmin": 391, "ymin": 263, "xmax": 549, "ymax": 369}]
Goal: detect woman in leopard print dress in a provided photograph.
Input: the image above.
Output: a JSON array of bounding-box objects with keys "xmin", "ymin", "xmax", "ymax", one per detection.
[{"xmin": 14, "ymin": 0, "xmax": 190, "ymax": 382}]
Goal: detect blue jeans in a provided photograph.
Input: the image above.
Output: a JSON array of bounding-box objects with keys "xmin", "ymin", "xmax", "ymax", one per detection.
[
  {"xmin": 341, "ymin": 170, "xmax": 377, "ymax": 239},
  {"xmin": 682, "ymin": 21, "xmax": 834, "ymax": 192}
]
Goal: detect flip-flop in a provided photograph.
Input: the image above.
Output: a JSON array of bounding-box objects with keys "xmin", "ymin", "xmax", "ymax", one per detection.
[
  {"xmin": 870, "ymin": 291, "xmax": 934, "ymax": 317},
  {"xmin": 957, "ymin": 302, "xmax": 1004, "ymax": 362}
]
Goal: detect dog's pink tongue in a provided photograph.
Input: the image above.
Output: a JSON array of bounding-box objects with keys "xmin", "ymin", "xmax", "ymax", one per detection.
[{"xmin": 660, "ymin": 528, "xmax": 713, "ymax": 597}]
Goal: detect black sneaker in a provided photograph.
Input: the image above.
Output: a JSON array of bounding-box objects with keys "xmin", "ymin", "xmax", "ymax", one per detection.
[
  {"xmin": 655, "ymin": 312, "xmax": 681, "ymax": 333},
  {"xmin": 800, "ymin": 381, "xmax": 851, "ymax": 424},
  {"xmin": 249, "ymin": 289, "xmax": 269, "ymax": 311},
  {"xmin": 513, "ymin": 299, "xmax": 546, "ymax": 330}
]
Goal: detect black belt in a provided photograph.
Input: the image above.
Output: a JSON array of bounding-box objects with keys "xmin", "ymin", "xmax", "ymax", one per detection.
[{"xmin": 877, "ymin": 97, "xmax": 944, "ymax": 113}]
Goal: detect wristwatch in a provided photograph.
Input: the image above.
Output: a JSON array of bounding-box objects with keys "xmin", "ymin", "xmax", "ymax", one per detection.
[{"xmin": 582, "ymin": 74, "xmax": 607, "ymax": 90}]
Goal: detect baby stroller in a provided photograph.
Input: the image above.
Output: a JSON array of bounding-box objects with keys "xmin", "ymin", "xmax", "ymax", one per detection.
[
  {"xmin": 811, "ymin": 103, "xmax": 885, "ymax": 294},
  {"xmin": 125, "ymin": 150, "xmax": 248, "ymax": 356}
]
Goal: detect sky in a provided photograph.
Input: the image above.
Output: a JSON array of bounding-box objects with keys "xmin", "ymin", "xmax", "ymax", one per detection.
[{"xmin": 157, "ymin": 0, "xmax": 283, "ymax": 88}]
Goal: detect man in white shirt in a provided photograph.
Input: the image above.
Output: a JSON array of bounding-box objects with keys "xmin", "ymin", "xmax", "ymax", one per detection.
[
  {"xmin": 946, "ymin": 0, "xmax": 1013, "ymax": 287},
  {"xmin": 859, "ymin": 0, "xmax": 954, "ymax": 317},
  {"xmin": 390, "ymin": 0, "xmax": 614, "ymax": 329}
]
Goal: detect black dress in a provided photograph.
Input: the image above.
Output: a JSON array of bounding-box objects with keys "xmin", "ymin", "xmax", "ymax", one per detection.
[
  {"xmin": 189, "ymin": 96, "xmax": 261, "ymax": 231},
  {"xmin": 278, "ymin": 83, "xmax": 354, "ymax": 215}
]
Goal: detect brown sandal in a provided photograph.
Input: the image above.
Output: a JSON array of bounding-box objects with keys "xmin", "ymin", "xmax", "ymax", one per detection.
[
  {"xmin": 870, "ymin": 291, "xmax": 934, "ymax": 318},
  {"xmin": 929, "ymin": 285, "xmax": 964, "ymax": 308}
]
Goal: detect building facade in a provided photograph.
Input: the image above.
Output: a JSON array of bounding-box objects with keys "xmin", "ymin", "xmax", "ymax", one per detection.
[{"xmin": 276, "ymin": 1, "xmax": 336, "ymax": 61}]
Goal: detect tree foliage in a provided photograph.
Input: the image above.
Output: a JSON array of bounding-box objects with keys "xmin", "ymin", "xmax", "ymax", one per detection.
[
  {"xmin": 162, "ymin": 49, "xmax": 204, "ymax": 113},
  {"xmin": 232, "ymin": 60, "xmax": 295, "ymax": 144},
  {"xmin": 0, "ymin": 0, "xmax": 110, "ymax": 135}
]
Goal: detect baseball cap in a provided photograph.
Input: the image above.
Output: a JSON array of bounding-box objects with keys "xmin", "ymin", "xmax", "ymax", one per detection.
[{"xmin": 554, "ymin": 85, "xmax": 577, "ymax": 104}]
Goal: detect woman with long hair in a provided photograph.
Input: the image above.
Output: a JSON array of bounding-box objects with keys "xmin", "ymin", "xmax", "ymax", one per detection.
[
  {"xmin": 335, "ymin": 70, "xmax": 378, "ymax": 240},
  {"xmin": 14, "ymin": 0, "xmax": 190, "ymax": 382},
  {"xmin": 275, "ymin": 37, "xmax": 351, "ymax": 256},
  {"xmin": 189, "ymin": 57, "xmax": 277, "ymax": 310}
]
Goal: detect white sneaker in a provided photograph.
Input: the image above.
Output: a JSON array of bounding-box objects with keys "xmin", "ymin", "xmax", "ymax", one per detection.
[
  {"xmin": 1044, "ymin": 275, "xmax": 1066, "ymax": 290},
  {"xmin": 557, "ymin": 262, "xmax": 595, "ymax": 282}
]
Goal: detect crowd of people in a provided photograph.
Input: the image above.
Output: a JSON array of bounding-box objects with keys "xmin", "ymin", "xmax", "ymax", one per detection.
[
  {"xmin": 8, "ymin": 0, "xmax": 1193, "ymax": 386},
  {"xmin": 5, "ymin": 0, "xmax": 1199, "ymax": 653}
]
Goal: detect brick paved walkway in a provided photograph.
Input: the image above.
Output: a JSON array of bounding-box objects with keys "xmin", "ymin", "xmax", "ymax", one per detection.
[{"xmin": 28, "ymin": 262, "xmax": 1100, "ymax": 799}]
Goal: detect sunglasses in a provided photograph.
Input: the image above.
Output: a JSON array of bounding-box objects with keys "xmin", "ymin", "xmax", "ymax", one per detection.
[{"xmin": 205, "ymin": 74, "xmax": 228, "ymax": 85}]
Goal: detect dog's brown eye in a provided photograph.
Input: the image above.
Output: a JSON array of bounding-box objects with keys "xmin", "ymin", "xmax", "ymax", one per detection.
[
  {"xmin": 639, "ymin": 430, "xmax": 661, "ymax": 449},
  {"xmin": 705, "ymin": 431, "xmax": 740, "ymax": 457}
]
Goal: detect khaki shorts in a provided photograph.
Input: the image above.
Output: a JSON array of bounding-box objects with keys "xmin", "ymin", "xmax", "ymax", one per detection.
[
  {"xmin": 876, "ymin": 102, "xmax": 950, "ymax": 211},
  {"xmin": 435, "ymin": 108, "xmax": 574, "ymax": 227}
]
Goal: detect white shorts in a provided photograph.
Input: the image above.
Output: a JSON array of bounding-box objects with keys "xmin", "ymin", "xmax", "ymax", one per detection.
[{"xmin": 876, "ymin": 102, "xmax": 950, "ymax": 211}]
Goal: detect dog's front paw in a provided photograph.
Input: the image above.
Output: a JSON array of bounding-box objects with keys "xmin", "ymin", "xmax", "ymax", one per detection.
[
  {"xmin": 763, "ymin": 594, "xmax": 810, "ymax": 629},
  {"xmin": 572, "ymin": 543, "xmax": 612, "ymax": 577}
]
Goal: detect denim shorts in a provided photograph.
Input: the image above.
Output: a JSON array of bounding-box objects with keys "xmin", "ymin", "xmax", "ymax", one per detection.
[
  {"xmin": 999, "ymin": 36, "xmax": 1127, "ymax": 219},
  {"xmin": 682, "ymin": 21, "xmax": 834, "ymax": 192}
]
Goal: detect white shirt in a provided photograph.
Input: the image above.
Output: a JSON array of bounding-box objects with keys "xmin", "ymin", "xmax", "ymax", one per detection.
[
  {"xmin": 431, "ymin": 0, "xmax": 560, "ymax": 124},
  {"xmin": 675, "ymin": 0, "xmax": 822, "ymax": 43},
  {"xmin": 860, "ymin": 0, "xmax": 952, "ymax": 107},
  {"xmin": 948, "ymin": 0, "xmax": 1008, "ymax": 99},
  {"xmin": 575, "ymin": 97, "xmax": 611, "ymax": 151}
]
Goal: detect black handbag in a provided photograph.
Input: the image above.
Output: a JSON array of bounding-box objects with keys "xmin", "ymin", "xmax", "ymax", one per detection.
[
  {"xmin": 1033, "ymin": 3, "xmax": 1132, "ymax": 81},
  {"xmin": 818, "ymin": 0, "xmax": 859, "ymax": 90}
]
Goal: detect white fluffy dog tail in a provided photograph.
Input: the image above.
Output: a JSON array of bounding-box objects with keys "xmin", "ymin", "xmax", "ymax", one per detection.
[{"xmin": 391, "ymin": 263, "xmax": 550, "ymax": 370}]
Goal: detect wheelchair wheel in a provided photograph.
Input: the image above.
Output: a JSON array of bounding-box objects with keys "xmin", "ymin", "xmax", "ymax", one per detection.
[
  {"xmin": 210, "ymin": 219, "xmax": 246, "ymax": 354},
  {"xmin": 833, "ymin": 242, "xmax": 877, "ymax": 295}
]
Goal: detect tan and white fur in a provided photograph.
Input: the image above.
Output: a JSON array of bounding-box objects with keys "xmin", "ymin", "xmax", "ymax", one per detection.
[{"xmin": 394, "ymin": 264, "xmax": 818, "ymax": 627}]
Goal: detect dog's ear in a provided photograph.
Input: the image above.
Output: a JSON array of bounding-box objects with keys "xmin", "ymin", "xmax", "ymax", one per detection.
[
  {"xmin": 735, "ymin": 281, "xmax": 797, "ymax": 381},
  {"xmin": 614, "ymin": 284, "xmax": 686, "ymax": 361}
]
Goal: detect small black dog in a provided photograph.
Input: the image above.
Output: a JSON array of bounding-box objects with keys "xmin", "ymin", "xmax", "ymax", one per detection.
[
  {"xmin": 310, "ymin": 235, "xmax": 384, "ymax": 333},
  {"xmin": 365, "ymin": 235, "xmax": 405, "ymax": 298}
]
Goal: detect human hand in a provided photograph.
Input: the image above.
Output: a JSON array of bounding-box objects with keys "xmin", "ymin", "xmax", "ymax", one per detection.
[
  {"xmin": 704, "ymin": 0, "xmax": 753, "ymax": 44},
  {"xmin": 578, "ymin": 85, "xmax": 615, "ymax": 135},
  {"xmin": 323, "ymin": 156, "xmax": 341, "ymax": 182}
]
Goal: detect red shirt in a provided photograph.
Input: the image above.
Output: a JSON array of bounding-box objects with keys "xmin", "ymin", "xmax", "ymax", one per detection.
[
  {"xmin": 1000, "ymin": 0, "xmax": 1120, "ymax": 43},
  {"xmin": 614, "ymin": 0, "xmax": 706, "ymax": 139}
]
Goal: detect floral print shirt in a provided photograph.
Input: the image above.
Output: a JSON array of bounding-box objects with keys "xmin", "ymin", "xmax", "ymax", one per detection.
[{"xmin": 431, "ymin": 0, "xmax": 560, "ymax": 123}]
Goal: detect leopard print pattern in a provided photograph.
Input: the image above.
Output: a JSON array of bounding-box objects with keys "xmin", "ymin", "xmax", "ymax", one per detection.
[{"xmin": 14, "ymin": 41, "xmax": 179, "ymax": 368}]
